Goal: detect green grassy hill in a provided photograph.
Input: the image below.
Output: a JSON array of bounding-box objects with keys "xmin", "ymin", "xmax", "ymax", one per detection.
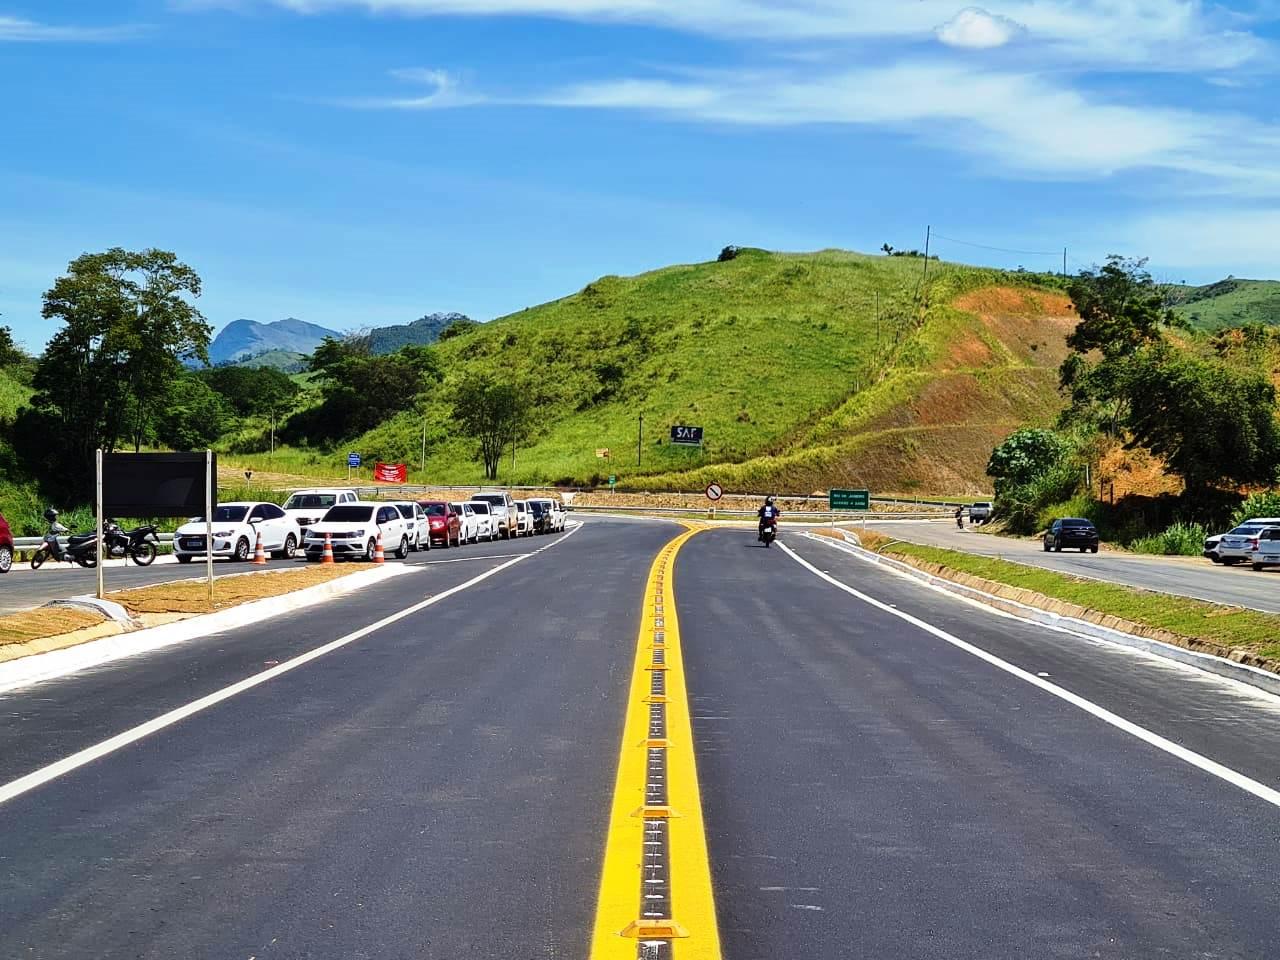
[
  {"xmin": 232, "ymin": 249, "xmax": 1075, "ymax": 496},
  {"xmin": 1167, "ymin": 278, "xmax": 1280, "ymax": 329}
]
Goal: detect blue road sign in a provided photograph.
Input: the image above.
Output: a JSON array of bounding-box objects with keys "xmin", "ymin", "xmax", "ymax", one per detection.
[{"xmin": 348, "ymin": 452, "xmax": 362, "ymax": 468}]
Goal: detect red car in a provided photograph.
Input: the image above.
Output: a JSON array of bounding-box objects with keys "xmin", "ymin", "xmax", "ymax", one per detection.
[
  {"xmin": 0, "ymin": 510, "xmax": 13, "ymax": 573},
  {"xmin": 418, "ymin": 500, "xmax": 461, "ymax": 547}
]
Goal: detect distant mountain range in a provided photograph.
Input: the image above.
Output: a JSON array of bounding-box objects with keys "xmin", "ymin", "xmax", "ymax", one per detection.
[
  {"xmin": 360, "ymin": 312, "xmax": 470, "ymax": 354},
  {"xmin": 208, "ymin": 318, "xmax": 342, "ymax": 366},
  {"xmin": 206, "ymin": 313, "xmax": 473, "ymax": 370}
]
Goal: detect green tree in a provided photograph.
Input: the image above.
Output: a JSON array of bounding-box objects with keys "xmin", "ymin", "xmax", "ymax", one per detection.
[
  {"xmin": 21, "ymin": 248, "xmax": 211, "ymax": 493},
  {"xmin": 156, "ymin": 375, "xmax": 230, "ymax": 450},
  {"xmin": 1123, "ymin": 349, "xmax": 1280, "ymax": 493},
  {"xmin": 986, "ymin": 429, "xmax": 1067, "ymax": 497},
  {"xmin": 438, "ymin": 317, "xmax": 479, "ymax": 341},
  {"xmin": 199, "ymin": 365, "xmax": 300, "ymax": 419},
  {"xmin": 0, "ymin": 324, "xmax": 26, "ymax": 368},
  {"xmin": 452, "ymin": 374, "xmax": 528, "ymax": 480}
]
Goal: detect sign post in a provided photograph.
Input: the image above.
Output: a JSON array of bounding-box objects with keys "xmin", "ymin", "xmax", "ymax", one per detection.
[
  {"xmin": 828, "ymin": 488, "xmax": 871, "ymax": 533},
  {"xmin": 347, "ymin": 452, "xmax": 361, "ymax": 482},
  {"xmin": 705, "ymin": 481, "xmax": 722, "ymax": 519},
  {"xmin": 608, "ymin": 475, "xmax": 617, "ymax": 493},
  {"xmin": 96, "ymin": 449, "xmax": 104, "ymax": 600}
]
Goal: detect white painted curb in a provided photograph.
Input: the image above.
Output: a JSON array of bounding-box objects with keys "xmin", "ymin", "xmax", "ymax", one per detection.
[
  {"xmin": 804, "ymin": 532, "xmax": 1280, "ymax": 699},
  {"xmin": 0, "ymin": 565, "xmax": 417, "ymax": 695}
]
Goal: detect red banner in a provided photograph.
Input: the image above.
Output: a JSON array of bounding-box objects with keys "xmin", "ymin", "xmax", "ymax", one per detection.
[{"xmin": 373, "ymin": 462, "xmax": 407, "ymax": 484}]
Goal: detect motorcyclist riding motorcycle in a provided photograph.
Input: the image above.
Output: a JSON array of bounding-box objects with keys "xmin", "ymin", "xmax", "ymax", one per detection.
[{"xmin": 758, "ymin": 496, "xmax": 781, "ymax": 542}]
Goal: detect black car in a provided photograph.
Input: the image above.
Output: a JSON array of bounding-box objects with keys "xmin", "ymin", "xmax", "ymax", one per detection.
[
  {"xmin": 1044, "ymin": 517, "xmax": 1100, "ymax": 553},
  {"xmin": 527, "ymin": 499, "xmax": 552, "ymax": 534}
]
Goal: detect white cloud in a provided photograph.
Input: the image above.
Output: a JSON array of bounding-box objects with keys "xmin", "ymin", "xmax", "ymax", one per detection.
[
  {"xmin": 0, "ymin": 14, "xmax": 141, "ymax": 42},
  {"xmin": 222, "ymin": 0, "xmax": 1270, "ymax": 73},
  {"xmin": 335, "ymin": 67, "xmax": 481, "ymax": 108},
  {"xmin": 360, "ymin": 59, "xmax": 1280, "ymax": 199},
  {"xmin": 936, "ymin": 7, "xmax": 1023, "ymax": 49},
  {"xmin": 1119, "ymin": 208, "xmax": 1280, "ymax": 274}
]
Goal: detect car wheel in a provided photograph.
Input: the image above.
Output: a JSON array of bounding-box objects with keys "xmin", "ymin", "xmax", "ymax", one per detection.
[
  {"xmin": 365, "ymin": 538, "xmax": 377, "ymax": 562},
  {"xmin": 278, "ymin": 534, "xmax": 298, "ymax": 560},
  {"xmin": 1210, "ymin": 556, "xmax": 1221, "ymax": 564},
  {"xmin": 1253, "ymin": 563, "xmax": 1264, "ymax": 571},
  {"xmin": 0, "ymin": 544, "xmax": 12, "ymax": 573},
  {"xmin": 396, "ymin": 536, "xmax": 409, "ymax": 560},
  {"xmin": 1053, "ymin": 539, "xmax": 1062, "ymax": 552},
  {"xmin": 1090, "ymin": 546, "xmax": 1098, "ymax": 554},
  {"xmin": 1043, "ymin": 541, "xmax": 1050, "ymax": 552},
  {"xmin": 234, "ymin": 537, "xmax": 251, "ymax": 561},
  {"xmin": 1223, "ymin": 558, "xmax": 1238, "ymax": 566},
  {"xmin": 176, "ymin": 554, "xmax": 193, "ymax": 564}
]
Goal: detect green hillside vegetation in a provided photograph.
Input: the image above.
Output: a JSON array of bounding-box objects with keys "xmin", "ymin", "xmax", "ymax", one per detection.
[
  {"xmin": 226, "ymin": 349, "xmax": 310, "ymax": 373},
  {"xmin": 363, "ymin": 313, "xmax": 468, "ymax": 355},
  {"xmin": 1168, "ymin": 278, "xmax": 1280, "ymax": 329},
  {"xmin": 232, "ymin": 249, "xmax": 1074, "ymax": 495}
]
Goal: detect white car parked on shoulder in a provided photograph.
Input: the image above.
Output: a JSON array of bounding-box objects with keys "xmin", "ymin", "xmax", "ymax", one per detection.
[
  {"xmin": 174, "ymin": 501, "xmax": 301, "ymax": 563},
  {"xmin": 514, "ymin": 500, "xmax": 534, "ymax": 537},
  {"xmin": 304, "ymin": 502, "xmax": 412, "ymax": 561},
  {"xmin": 389, "ymin": 501, "xmax": 429, "ymax": 552},
  {"xmin": 466, "ymin": 500, "xmax": 498, "ymax": 542},
  {"xmin": 451, "ymin": 501, "xmax": 480, "ymax": 543}
]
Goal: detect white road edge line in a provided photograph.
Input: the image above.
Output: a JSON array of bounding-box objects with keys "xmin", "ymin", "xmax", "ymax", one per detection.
[
  {"xmin": 0, "ymin": 523, "xmax": 583, "ymax": 808},
  {"xmin": 778, "ymin": 541, "xmax": 1280, "ymax": 811}
]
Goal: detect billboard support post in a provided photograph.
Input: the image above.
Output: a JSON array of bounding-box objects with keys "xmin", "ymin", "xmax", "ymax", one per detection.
[
  {"xmin": 96, "ymin": 449, "xmax": 104, "ymax": 601},
  {"xmin": 206, "ymin": 449, "xmax": 215, "ymax": 611}
]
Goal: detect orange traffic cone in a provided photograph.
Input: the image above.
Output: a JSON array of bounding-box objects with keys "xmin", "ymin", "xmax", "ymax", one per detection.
[
  {"xmin": 374, "ymin": 530, "xmax": 386, "ymax": 564},
  {"xmin": 252, "ymin": 529, "xmax": 267, "ymax": 565},
  {"xmin": 322, "ymin": 533, "xmax": 335, "ymax": 564}
]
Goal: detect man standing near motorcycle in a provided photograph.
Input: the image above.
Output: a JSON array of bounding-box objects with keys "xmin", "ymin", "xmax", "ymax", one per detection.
[{"xmin": 758, "ymin": 496, "xmax": 781, "ymax": 542}]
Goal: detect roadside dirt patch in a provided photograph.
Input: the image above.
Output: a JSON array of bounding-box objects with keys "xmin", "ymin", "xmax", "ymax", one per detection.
[
  {"xmin": 952, "ymin": 286, "xmax": 1074, "ymax": 367},
  {"xmin": 0, "ymin": 607, "xmax": 106, "ymax": 646},
  {"xmin": 107, "ymin": 565, "xmax": 359, "ymax": 615}
]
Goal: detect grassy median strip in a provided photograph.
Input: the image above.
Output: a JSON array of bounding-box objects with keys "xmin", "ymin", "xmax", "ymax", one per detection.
[{"xmin": 860, "ymin": 532, "xmax": 1280, "ymax": 664}]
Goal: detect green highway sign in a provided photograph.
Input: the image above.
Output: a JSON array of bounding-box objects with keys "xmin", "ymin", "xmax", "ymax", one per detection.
[
  {"xmin": 829, "ymin": 488, "xmax": 870, "ymax": 511},
  {"xmin": 608, "ymin": 475, "xmax": 617, "ymax": 486}
]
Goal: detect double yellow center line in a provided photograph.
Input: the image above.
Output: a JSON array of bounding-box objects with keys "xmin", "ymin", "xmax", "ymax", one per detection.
[{"xmin": 590, "ymin": 525, "xmax": 721, "ymax": 959}]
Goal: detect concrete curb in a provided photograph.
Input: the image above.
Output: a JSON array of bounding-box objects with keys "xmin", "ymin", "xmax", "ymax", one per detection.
[
  {"xmin": 804, "ymin": 532, "xmax": 1280, "ymax": 700},
  {"xmin": 0, "ymin": 565, "xmax": 417, "ymax": 695}
]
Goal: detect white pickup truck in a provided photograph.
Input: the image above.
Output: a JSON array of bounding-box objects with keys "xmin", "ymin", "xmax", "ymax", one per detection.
[
  {"xmin": 969, "ymin": 501, "xmax": 993, "ymax": 524},
  {"xmin": 282, "ymin": 488, "xmax": 359, "ymax": 542}
]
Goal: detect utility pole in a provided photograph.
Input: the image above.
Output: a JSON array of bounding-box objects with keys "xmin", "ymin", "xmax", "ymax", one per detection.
[
  {"xmin": 1063, "ymin": 247, "xmax": 1068, "ymax": 279},
  {"xmin": 638, "ymin": 413, "xmax": 643, "ymax": 467},
  {"xmin": 921, "ymin": 225, "xmax": 931, "ymax": 289},
  {"xmin": 875, "ymin": 290, "xmax": 881, "ymax": 350}
]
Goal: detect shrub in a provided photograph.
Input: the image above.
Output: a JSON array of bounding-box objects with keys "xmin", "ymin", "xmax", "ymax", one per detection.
[
  {"xmin": 717, "ymin": 246, "xmax": 740, "ymax": 262},
  {"xmin": 1231, "ymin": 491, "xmax": 1280, "ymax": 527},
  {"xmin": 1129, "ymin": 521, "xmax": 1208, "ymax": 556}
]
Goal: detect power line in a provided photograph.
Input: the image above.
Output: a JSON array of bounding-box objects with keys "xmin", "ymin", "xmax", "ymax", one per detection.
[{"xmin": 930, "ymin": 231, "xmax": 1061, "ymax": 258}]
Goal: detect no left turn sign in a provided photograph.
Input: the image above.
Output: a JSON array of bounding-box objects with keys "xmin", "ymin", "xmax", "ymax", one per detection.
[{"xmin": 705, "ymin": 482, "xmax": 723, "ymax": 501}]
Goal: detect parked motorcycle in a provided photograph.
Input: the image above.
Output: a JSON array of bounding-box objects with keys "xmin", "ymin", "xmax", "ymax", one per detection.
[
  {"xmin": 103, "ymin": 519, "xmax": 159, "ymax": 566},
  {"xmin": 30, "ymin": 509, "xmax": 98, "ymax": 569}
]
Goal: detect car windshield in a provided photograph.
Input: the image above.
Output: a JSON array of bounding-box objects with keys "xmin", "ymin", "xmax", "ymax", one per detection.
[
  {"xmin": 323, "ymin": 505, "xmax": 375, "ymax": 523},
  {"xmin": 474, "ymin": 494, "xmax": 504, "ymax": 506},
  {"xmin": 395, "ymin": 505, "xmax": 414, "ymax": 518},
  {"xmin": 470, "ymin": 502, "xmax": 491, "ymax": 514},
  {"xmin": 530, "ymin": 502, "xmax": 546, "ymax": 515},
  {"xmin": 201, "ymin": 505, "xmax": 247, "ymax": 523},
  {"xmin": 1063, "ymin": 518, "xmax": 1093, "ymax": 526},
  {"xmin": 284, "ymin": 494, "xmax": 337, "ymax": 510},
  {"xmin": 423, "ymin": 504, "xmax": 448, "ymax": 516},
  {"xmin": 1231, "ymin": 524, "xmax": 1263, "ymax": 535}
]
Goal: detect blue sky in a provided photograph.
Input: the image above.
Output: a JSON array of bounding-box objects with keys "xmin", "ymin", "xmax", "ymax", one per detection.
[{"xmin": 2, "ymin": 1, "xmax": 1278, "ymax": 350}]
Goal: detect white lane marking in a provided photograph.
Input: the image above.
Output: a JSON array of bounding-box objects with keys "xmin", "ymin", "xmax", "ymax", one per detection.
[
  {"xmin": 778, "ymin": 542, "xmax": 1280, "ymax": 810},
  {"xmin": 417, "ymin": 553, "xmax": 522, "ymax": 564},
  {"xmin": 0, "ymin": 523, "xmax": 583, "ymax": 808},
  {"xmin": 807, "ymin": 533, "xmax": 1280, "ymax": 710}
]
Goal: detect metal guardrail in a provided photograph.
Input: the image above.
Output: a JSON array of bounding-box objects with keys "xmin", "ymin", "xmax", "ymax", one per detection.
[
  {"xmin": 567, "ymin": 505, "xmax": 948, "ymax": 521},
  {"xmin": 13, "ymin": 533, "xmax": 177, "ymax": 550}
]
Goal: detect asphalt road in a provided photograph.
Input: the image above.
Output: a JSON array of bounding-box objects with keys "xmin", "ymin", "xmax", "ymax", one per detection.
[
  {"xmin": 0, "ymin": 533, "xmax": 540, "ymax": 614},
  {"xmin": 3, "ymin": 519, "xmax": 1279, "ymax": 958},
  {"xmin": 870, "ymin": 518, "xmax": 1280, "ymax": 612}
]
